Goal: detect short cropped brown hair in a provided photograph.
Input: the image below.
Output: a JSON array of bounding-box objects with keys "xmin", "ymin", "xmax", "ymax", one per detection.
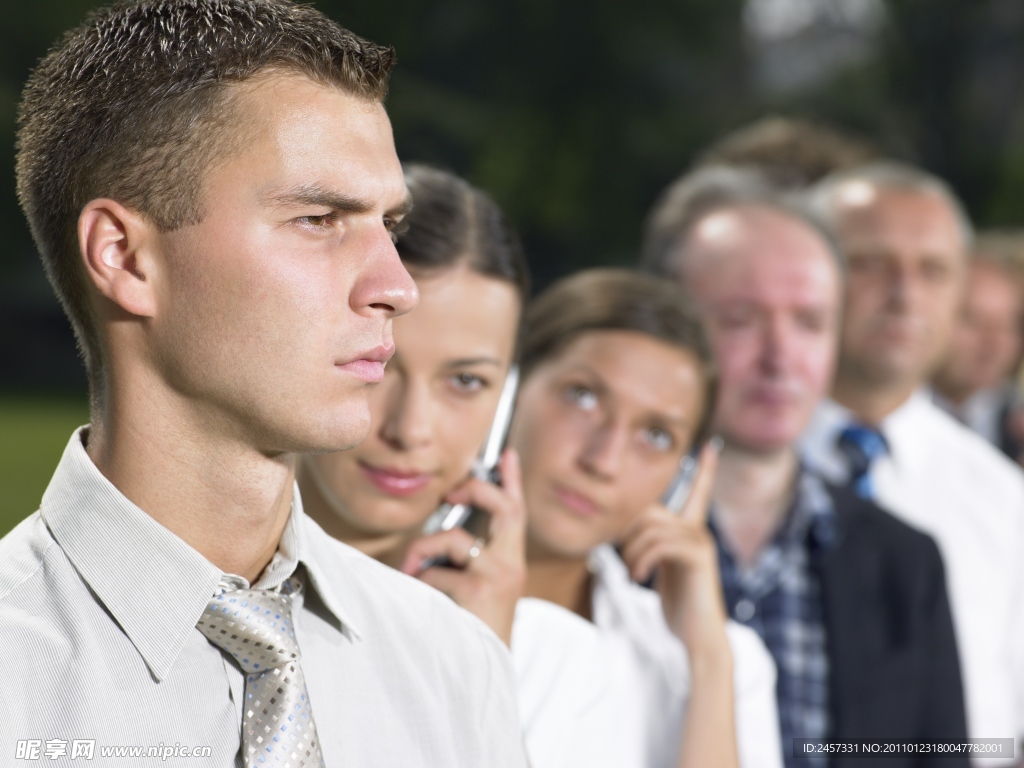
[
  {"xmin": 16, "ymin": 0, "xmax": 395, "ymax": 398},
  {"xmin": 521, "ymin": 269, "xmax": 716, "ymax": 442}
]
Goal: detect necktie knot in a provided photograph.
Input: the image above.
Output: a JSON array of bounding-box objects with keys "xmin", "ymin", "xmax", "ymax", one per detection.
[
  {"xmin": 836, "ymin": 424, "xmax": 888, "ymax": 499},
  {"xmin": 197, "ymin": 578, "xmax": 303, "ymax": 674}
]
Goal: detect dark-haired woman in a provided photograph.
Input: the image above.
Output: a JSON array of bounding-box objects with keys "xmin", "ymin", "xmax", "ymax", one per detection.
[
  {"xmin": 299, "ymin": 165, "xmax": 618, "ymax": 768},
  {"xmin": 464, "ymin": 269, "xmax": 781, "ymax": 767}
]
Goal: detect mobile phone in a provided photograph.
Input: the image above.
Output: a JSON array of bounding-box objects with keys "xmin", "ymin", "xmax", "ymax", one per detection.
[
  {"xmin": 419, "ymin": 365, "xmax": 520, "ymax": 565},
  {"xmin": 661, "ymin": 436, "xmax": 722, "ymax": 514},
  {"xmin": 662, "ymin": 455, "xmax": 698, "ymax": 514}
]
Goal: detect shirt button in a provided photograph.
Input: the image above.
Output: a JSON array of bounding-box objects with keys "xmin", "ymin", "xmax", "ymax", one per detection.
[{"xmin": 735, "ymin": 598, "xmax": 756, "ymax": 622}]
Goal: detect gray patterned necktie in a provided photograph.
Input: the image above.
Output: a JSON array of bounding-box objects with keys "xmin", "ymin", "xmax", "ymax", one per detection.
[{"xmin": 197, "ymin": 575, "xmax": 325, "ymax": 767}]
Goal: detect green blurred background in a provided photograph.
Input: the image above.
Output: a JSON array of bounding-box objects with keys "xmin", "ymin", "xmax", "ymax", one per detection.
[{"xmin": 3, "ymin": 0, "xmax": 1024, "ymax": 531}]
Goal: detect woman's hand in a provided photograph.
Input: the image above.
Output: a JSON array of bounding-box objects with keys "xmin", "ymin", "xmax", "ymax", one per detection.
[
  {"xmin": 618, "ymin": 442, "xmax": 729, "ymax": 660},
  {"xmin": 619, "ymin": 442, "xmax": 738, "ymax": 768},
  {"xmin": 399, "ymin": 449, "xmax": 527, "ymax": 646}
]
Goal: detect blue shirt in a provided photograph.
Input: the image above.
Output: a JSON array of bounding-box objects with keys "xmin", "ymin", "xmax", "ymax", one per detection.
[{"xmin": 709, "ymin": 469, "xmax": 839, "ymax": 768}]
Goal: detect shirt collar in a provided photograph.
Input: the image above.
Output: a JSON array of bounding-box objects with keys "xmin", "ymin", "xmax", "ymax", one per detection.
[
  {"xmin": 790, "ymin": 468, "xmax": 841, "ymax": 553},
  {"xmin": 40, "ymin": 427, "xmax": 358, "ymax": 682},
  {"xmin": 803, "ymin": 392, "xmax": 932, "ymax": 480},
  {"xmin": 871, "ymin": 389, "xmax": 933, "ymax": 475},
  {"xmin": 273, "ymin": 490, "xmax": 362, "ymax": 641},
  {"xmin": 709, "ymin": 465, "xmax": 840, "ymax": 577}
]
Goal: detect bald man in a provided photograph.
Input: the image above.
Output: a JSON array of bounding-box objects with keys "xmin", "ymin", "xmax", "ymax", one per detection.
[
  {"xmin": 804, "ymin": 162, "xmax": 1024, "ymax": 762},
  {"xmin": 642, "ymin": 167, "xmax": 967, "ymax": 768}
]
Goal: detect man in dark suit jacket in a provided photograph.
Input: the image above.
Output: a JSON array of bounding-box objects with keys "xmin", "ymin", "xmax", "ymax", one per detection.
[
  {"xmin": 640, "ymin": 166, "xmax": 968, "ymax": 767},
  {"xmin": 815, "ymin": 483, "xmax": 964, "ymax": 749}
]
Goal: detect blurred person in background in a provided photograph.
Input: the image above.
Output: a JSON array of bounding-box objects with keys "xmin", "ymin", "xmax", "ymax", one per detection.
[
  {"xmin": 643, "ymin": 166, "xmax": 967, "ymax": 768},
  {"xmin": 501, "ymin": 269, "xmax": 784, "ymax": 768},
  {"xmin": 0, "ymin": 1, "xmax": 528, "ymax": 765},
  {"xmin": 804, "ymin": 162, "xmax": 1024, "ymax": 762},
  {"xmin": 696, "ymin": 116, "xmax": 881, "ymax": 192},
  {"xmin": 300, "ymin": 164, "xmax": 619, "ymax": 768},
  {"xmin": 932, "ymin": 231, "xmax": 1024, "ymax": 462}
]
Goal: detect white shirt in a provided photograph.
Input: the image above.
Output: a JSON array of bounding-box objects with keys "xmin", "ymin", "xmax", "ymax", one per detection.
[
  {"xmin": 0, "ymin": 428, "xmax": 527, "ymax": 767},
  {"xmin": 932, "ymin": 385, "xmax": 1012, "ymax": 448},
  {"xmin": 803, "ymin": 392, "xmax": 1024, "ymax": 752},
  {"xmin": 512, "ymin": 597, "xmax": 621, "ymax": 768},
  {"xmin": 589, "ymin": 544, "xmax": 784, "ymax": 768}
]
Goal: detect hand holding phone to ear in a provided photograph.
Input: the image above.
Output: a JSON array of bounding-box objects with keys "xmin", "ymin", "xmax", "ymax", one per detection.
[
  {"xmin": 618, "ymin": 441, "xmax": 728, "ymax": 658},
  {"xmin": 618, "ymin": 440, "xmax": 738, "ymax": 768},
  {"xmin": 399, "ymin": 449, "xmax": 527, "ymax": 646}
]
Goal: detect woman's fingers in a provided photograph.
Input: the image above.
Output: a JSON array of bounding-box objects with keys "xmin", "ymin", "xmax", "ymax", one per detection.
[
  {"xmin": 621, "ymin": 520, "xmax": 712, "ymax": 583},
  {"xmin": 399, "ymin": 527, "xmax": 479, "ymax": 575},
  {"xmin": 443, "ymin": 449, "xmax": 526, "ymax": 559},
  {"xmin": 678, "ymin": 441, "xmax": 720, "ymax": 524},
  {"xmin": 630, "ymin": 536, "xmax": 713, "ymax": 585},
  {"xmin": 619, "ymin": 509, "xmax": 673, "ymax": 565},
  {"xmin": 402, "ymin": 457, "xmax": 526, "ymax": 646}
]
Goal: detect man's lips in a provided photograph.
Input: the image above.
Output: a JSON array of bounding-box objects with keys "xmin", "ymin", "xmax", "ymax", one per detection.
[
  {"xmin": 745, "ymin": 386, "xmax": 800, "ymax": 407},
  {"xmin": 359, "ymin": 462, "xmax": 435, "ymax": 497},
  {"xmin": 553, "ymin": 483, "xmax": 601, "ymax": 518},
  {"xmin": 335, "ymin": 344, "xmax": 394, "ymax": 383}
]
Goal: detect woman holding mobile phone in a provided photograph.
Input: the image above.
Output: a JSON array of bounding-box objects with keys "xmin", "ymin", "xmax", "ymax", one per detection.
[
  {"xmin": 299, "ymin": 165, "xmax": 618, "ymax": 768},
  {"xmin": 403, "ymin": 269, "xmax": 784, "ymax": 768}
]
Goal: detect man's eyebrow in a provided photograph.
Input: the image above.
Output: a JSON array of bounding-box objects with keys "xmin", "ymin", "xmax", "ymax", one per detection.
[
  {"xmin": 389, "ymin": 193, "xmax": 414, "ymax": 219},
  {"xmin": 260, "ymin": 184, "xmax": 412, "ymax": 217}
]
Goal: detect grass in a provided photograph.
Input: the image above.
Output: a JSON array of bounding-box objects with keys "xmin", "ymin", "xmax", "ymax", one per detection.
[{"xmin": 0, "ymin": 397, "xmax": 89, "ymax": 536}]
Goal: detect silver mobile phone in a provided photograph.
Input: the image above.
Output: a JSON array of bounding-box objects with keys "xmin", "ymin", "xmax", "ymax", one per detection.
[
  {"xmin": 420, "ymin": 365, "xmax": 520, "ymax": 565},
  {"xmin": 661, "ymin": 436, "xmax": 722, "ymax": 514}
]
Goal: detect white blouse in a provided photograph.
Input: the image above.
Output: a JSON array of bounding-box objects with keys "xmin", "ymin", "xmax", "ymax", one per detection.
[
  {"xmin": 511, "ymin": 550, "xmax": 784, "ymax": 768},
  {"xmin": 512, "ymin": 597, "xmax": 623, "ymax": 768},
  {"xmin": 589, "ymin": 544, "xmax": 784, "ymax": 768}
]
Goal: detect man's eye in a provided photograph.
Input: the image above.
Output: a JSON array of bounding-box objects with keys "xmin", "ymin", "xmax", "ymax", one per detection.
[
  {"xmin": 298, "ymin": 213, "xmax": 335, "ymax": 229},
  {"xmin": 848, "ymin": 253, "xmax": 885, "ymax": 273},
  {"xmin": 449, "ymin": 373, "xmax": 486, "ymax": 393},
  {"xmin": 796, "ymin": 310, "xmax": 827, "ymax": 332},
  {"xmin": 720, "ymin": 313, "xmax": 754, "ymax": 329},
  {"xmin": 566, "ymin": 385, "xmax": 598, "ymax": 412},
  {"xmin": 644, "ymin": 427, "xmax": 673, "ymax": 452},
  {"xmin": 386, "ymin": 217, "xmax": 410, "ymax": 244},
  {"xmin": 920, "ymin": 260, "xmax": 950, "ymax": 282}
]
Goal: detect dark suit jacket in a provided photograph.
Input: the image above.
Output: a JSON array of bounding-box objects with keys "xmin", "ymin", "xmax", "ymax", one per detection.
[{"xmin": 813, "ymin": 484, "xmax": 969, "ymax": 768}]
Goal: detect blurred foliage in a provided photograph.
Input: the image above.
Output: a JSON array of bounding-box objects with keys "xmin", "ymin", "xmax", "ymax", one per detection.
[
  {"xmin": 2, "ymin": 0, "xmax": 1023, "ymax": 508},
  {"xmin": 0, "ymin": 398, "xmax": 89, "ymax": 532},
  {"xmin": 2, "ymin": 0, "xmax": 1024, "ymax": 295}
]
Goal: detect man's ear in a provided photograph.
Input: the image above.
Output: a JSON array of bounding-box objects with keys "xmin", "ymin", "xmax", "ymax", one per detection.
[{"xmin": 78, "ymin": 199, "xmax": 160, "ymax": 318}]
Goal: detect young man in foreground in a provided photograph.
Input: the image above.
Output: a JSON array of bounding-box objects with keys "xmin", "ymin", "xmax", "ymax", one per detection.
[{"xmin": 1, "ymin": 2, "xmax": 527, "ymax": 765}]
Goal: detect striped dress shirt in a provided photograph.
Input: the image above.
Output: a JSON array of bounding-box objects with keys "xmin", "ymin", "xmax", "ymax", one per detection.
[{"xmin": 0, "ymin": 427, "xmax": 527, "ymax": 767}]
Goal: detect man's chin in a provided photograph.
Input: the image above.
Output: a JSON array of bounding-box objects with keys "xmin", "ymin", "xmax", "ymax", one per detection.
[
  {"xmin": 843, "ymin": 349, "xmax": 927, "ymax": 389},
  {"xmin": 720, "ymin": 425, "xmax": 800, "ymax": 455},
  {"xmin": 290, "ymin": 406, "xmax": 372, "ymax": 455}
]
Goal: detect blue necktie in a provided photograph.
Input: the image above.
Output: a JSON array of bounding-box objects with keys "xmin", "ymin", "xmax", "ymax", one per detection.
[{"xmin": 836, "ymin": 425, "xmax": 888, "ymax": 499}]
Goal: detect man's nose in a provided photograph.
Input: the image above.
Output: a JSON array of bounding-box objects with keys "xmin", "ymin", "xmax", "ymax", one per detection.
[{"xmin": 353, "ymin": 232, "xmax": 420, "ymax": 318}]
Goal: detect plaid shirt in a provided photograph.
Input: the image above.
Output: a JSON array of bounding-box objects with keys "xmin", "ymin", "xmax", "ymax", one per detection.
[{"xmin": 709, "ymin": 469, "xmax": 839, "ymax": 768}]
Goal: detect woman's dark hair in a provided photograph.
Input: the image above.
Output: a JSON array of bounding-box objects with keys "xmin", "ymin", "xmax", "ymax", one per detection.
[
  {"xmin": 521, "ymin": 268, "xmax": 716, "ymax": 441},
  {"xmin": 397, "ymin": 164, "xmax": 530, "ymax": 300}
]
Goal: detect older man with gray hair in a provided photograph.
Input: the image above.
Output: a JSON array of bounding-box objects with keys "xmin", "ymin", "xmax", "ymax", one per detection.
[
  {"xmin": 803, "ymin": 161, "xmax": 1024, "ymax": 761},
  {"xmin": 642, "ymin": 166, "xmax": 967, "ymax": 768}
]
